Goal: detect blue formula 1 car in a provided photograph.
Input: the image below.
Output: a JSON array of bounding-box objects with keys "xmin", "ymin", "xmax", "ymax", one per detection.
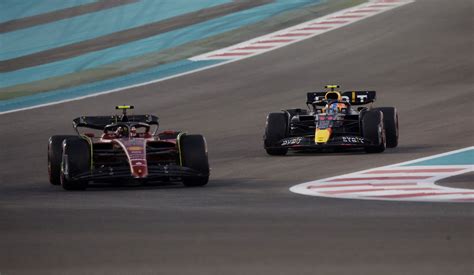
[{"xmin": 263, "ymin": 85, "xmax": 399, "ymax": 155}]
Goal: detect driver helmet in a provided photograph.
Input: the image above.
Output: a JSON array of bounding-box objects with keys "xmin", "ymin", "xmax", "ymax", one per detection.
[
  {"xmin": 115, "ymin": 126, "xmax": 128, "ymax": 137},
  {"xmin": 130, "ymin": 126, "xmax": 137, "ymax": 137},
  {"xmin": 325, "ymin": 91, "xmax": 342, "ymax": 101},
  {"xmin": 327, "ymin": 102, "xmax": 347, "ymax": 114}
]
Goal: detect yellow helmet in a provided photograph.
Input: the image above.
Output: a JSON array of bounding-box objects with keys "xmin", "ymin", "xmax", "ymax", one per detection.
[
  {"xmin": 324, "ymin": 91, "xmax": 342, "ymax": 101},
  {"xmin": 324, "ymin": 85, "xmax": 341, "ymax": 101}
]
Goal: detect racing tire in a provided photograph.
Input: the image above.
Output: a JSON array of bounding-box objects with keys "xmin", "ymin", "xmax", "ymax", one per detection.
[
  {"xmin": 180, "ymin": 135, "xmax": 210, "ymax": 187},
  {"xmin": 60, "ymin": 137, "xmax": 91, "ymax": 191},
  {"xmin": 362, "ymin": 110, "xmax": 386, "ymax": 153},
  {"xmin": 264, "ymin": 113, "xmax": 289, "ymax": 156},
  {"xmin": 373, "ymin": 107, "xmax": 398, "ymax": 148},
  {"xmin": 48, "ymin": 135, "xmax": 76, "ymax": 185}
]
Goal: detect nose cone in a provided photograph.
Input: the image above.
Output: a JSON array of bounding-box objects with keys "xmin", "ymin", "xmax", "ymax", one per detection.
[
  {"xmin": 315, "ymin": 129, "xmax": 331, "ymax": 144},
  {"xmin": 131, "ymin": 160, "xmax": 148, "ymax": 178}
]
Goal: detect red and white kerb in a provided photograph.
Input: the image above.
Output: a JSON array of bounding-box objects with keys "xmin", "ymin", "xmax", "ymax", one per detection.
[
  {"xmin": 290, "ymin": 147, "xmax": 474, "ymax": 203},
  {"xmin": 190, "ymin": 0, "xmax": 414, "ymax": 61}
]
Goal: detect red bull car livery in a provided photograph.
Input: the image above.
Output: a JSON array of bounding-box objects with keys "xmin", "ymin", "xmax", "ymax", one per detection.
[
  {"xmin": 263, "ymin": 85, "xmax": 399, "ymax": 155},
  {"xmin": 48, "ymin": 106, "xmax": 209, "ymax": 190}
]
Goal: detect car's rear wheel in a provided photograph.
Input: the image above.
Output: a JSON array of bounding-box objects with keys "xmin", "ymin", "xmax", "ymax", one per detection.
[
  {"xmin": 60, "ymin": 137, "xmax": 91, "ymax": 191},
  {"xmin": 264, "ymin": 113, "xmax": 289, "ymax": 156},
  {"xmin": 48, "ymin": 135, "xmax": 76, "ymax": 185},
  {"xmin": 180, "ymin": 134, "xmax": 209, "ymax": 187},
  {"xmin": 373, "ymin": 107, "xmax": 399, "ymax": 148},
  {"xmin": 362, "ymin": 110, "xmax": 386, "ymax": 153}
]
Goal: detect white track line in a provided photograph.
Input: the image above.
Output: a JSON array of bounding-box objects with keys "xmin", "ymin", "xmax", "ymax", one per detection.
[
  {"xmin": 290, "ymin": 147, "xmax": 474, "ymax": 203},
  {"xmin": 0, "ymin": 0, "xmax": 414, "ymax": 115},
  {"xmin": 0, "ymin": 59, "xmax": 236, "ymax": 115}
]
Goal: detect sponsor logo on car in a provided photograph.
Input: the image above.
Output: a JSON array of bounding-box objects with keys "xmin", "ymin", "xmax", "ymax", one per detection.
[
  {"xmin": 342, "ymin": 136, "xmax": 364, "ymax": 143},
  {"xmin": 127, "ymin": 146, "xmax": 143, "ymax": 151},
  {"xmin": 282, "ymin": 137, "xmax": 303, "ymax": 146}
]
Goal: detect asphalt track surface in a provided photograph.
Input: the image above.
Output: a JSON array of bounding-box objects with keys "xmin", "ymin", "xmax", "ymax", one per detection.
[{"xmin": 0, "ymin": 0, "xmax": 473, "ymax": 274}]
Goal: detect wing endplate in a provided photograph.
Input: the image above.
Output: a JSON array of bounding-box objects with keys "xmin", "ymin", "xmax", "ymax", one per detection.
[{"xmin": 341, "ymin": 91, "xmax": 376, "ymax": 105}]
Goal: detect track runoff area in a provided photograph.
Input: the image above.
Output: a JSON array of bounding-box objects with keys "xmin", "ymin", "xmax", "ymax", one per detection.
[{"xmin": 291, "ymin": 147, "xmax": 474, "ymax": 202}]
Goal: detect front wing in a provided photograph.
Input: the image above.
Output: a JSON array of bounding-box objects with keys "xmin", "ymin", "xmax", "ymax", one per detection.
[
  {"xmin": 270, "ymin": 135, "xmax": 376, "ymax": 150},
  {"xmin": 70, "ymin": 164, "xmax": 207, "ymax": 182}
]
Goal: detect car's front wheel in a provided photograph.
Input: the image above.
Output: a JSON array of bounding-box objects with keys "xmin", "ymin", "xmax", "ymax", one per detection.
[
  {"xmin": 60, "ymin": 137, "xmax": 90, "ymax": 191},
  {"xmin": 362, "ymin": 110, "xmax": 386, "ymax": 153},
  {"xmin": 264, "ymin": 112, "xmax": 289, "ymax": 156},
  {"xmin": 48, "ymin": 135, "xmax": 76, "ymax": 185},
  {"xmin": 373, "ymin": 107, "xmax": 399, "ymax": 148},
  {"xmin": 180, "ymin": 134, "xmax": 210, "ymax": 187}
]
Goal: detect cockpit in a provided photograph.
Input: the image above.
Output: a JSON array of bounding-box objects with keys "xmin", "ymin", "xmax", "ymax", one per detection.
[{"xmin": 102, "ymin": 122, "xmax": 152, "ymax": 139}]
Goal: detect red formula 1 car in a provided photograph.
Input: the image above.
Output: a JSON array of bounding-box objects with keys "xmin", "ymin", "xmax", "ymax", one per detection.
[{"xmin": 48, "ymin": 106, "xmax": 209, "ymax": 190}]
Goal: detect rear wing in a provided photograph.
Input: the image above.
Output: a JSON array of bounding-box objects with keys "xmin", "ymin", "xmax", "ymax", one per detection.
[
  {"xmin": 306, "ymin": 91, "xmax": 376, "ymax": 106},
  {"xmin": 73, "ymin": 115, "xmax": 159, "ymax": 130}
]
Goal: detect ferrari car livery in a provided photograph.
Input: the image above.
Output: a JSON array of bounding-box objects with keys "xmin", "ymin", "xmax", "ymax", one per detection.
[{"xmin": 48, "ymin": 106, "xmax": 209, "ymax": 190}]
